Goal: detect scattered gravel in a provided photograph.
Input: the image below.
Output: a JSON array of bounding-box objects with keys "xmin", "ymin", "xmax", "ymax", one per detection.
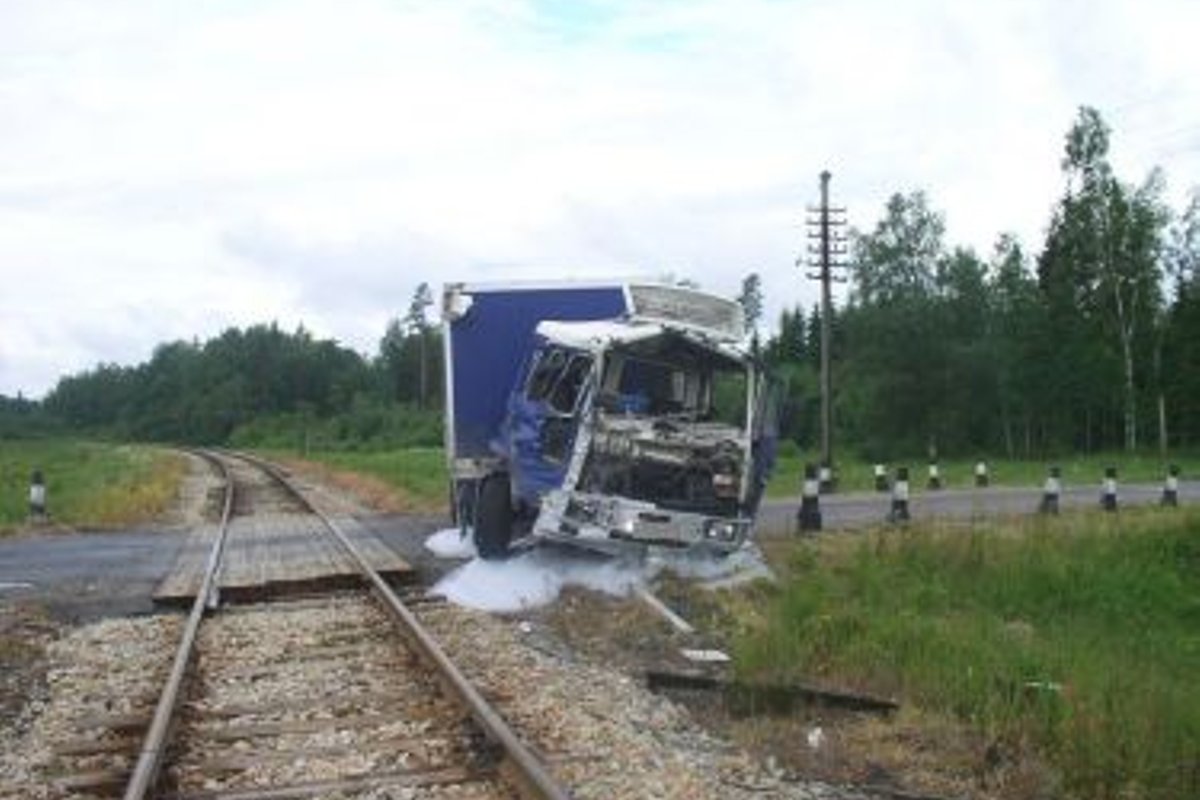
[
  {"xmin": 171, "ymin": 595, "xmax": 495, "ymax": 796},
  {"xmin": 0, "ymin": 614, "xmax": 181, "ymax": 799},
  {"xmin": 0, "ymin": 594, "xmax": 879, "ymax": 800},
  {"xmin": 0, "ymin": 603, "xmax": 57, "ymax": 737},
  {"xmin": 416, "ymin": 603, "xmax": 878, "ymax": 800}
]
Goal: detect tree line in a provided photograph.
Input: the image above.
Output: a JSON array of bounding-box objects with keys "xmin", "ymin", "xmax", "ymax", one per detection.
[
  {"xmin": 4, "ymin": 107, "xmax": 1197, "ymax": 460},
  {"xmin": 759, "ymin": 106, "xmax": 1200, "ymax": 459},
  {"xmin": 27, "ymin": 284, "xmax": 446, "ymax": 450}
]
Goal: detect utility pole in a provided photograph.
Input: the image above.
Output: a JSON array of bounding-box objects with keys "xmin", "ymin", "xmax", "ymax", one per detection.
[{"xmin": 804, "ymin": 170, "xmax": 847, "ymax": 490}]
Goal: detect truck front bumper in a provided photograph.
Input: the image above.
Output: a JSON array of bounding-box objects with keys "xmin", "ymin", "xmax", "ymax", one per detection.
[{"xmin": 533, "ymin": 489, "xmax": 751, "ymax": 556}]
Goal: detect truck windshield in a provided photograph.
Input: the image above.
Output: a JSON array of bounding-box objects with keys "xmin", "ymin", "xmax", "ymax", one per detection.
[{"xmin": 600, "ymin": 349, "xmax": 747, "ymax": 425}]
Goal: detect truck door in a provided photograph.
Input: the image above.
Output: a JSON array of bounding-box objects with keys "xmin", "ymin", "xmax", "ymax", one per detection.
[{"xmin": 506, "ymin": 345, "xmax": 594, "ymax": 506}]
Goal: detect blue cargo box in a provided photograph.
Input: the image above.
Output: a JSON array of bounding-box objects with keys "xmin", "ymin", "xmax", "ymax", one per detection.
[{"xmin": 442, "ymin": 283, "xmax": 630, "ymax": 463}]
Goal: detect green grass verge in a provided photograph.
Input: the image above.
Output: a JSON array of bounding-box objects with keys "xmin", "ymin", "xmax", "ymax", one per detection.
[
  {"xmin": 766, "ymin": 452, "xmax": 1199, "ymax": 497},
  {"xmin": 262, "ymin": 447, "xmax": 449, "ymax": 510},
  {"xmin": 0, "ymin": 440, "xmax": 185, "ymax": 532},
  {"xmin": 735, "ymin": 510, "xmax": 1200, "ymax": 799}
]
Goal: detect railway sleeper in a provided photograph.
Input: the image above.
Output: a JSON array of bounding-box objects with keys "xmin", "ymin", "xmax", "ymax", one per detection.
[{"xmin": 166, "ymin": 764, "xmax": 497, "ymax": 800}]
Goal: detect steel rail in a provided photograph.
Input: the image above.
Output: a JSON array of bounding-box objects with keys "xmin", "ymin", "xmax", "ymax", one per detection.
[
  {"xmin": 124, "ymin": 450, "xmax": 235, "ymax": 800},
  {"xmin": 237, "ymin": 451, "xmax": 573, "ymax": 800}
]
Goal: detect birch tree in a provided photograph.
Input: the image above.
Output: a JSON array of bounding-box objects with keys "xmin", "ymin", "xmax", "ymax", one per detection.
[{"xmin": 1041, "ymin": 107, "xmax": 1166, "ymax": 451}]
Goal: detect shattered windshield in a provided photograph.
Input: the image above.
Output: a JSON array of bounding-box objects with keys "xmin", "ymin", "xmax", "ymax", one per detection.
[{"xmin": 597, "ymin": 336, "xmax": 748, "ymax": 426}]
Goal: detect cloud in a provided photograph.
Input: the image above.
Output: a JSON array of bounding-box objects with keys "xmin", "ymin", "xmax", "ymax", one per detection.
[{"xmin": 0, "ymin": 0, "xmax": 1198, "ymax": 396}]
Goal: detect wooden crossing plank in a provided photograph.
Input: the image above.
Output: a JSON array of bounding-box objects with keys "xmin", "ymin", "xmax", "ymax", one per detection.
[
  {"xmin": 154, "ymin": 524, "xmax": 219, "ymax": 603},
  {"xmin": 220, "ymin": 518, "xmax": 250, "ymax": 589},
  {"xmin": 156, "ymin": 508, "xmax": 413, "ymax": 605},
  {"xmin": 337, "ymin": 516, "xmax": 413, "ymax": 576}
]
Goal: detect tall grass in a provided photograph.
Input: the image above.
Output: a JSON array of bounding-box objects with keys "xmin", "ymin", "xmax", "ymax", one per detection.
[
  {"xmin": 229, "ymin": 401, "xmax": 442, "ymax": 451},
  {"xmin": 309, "ymin": 448, "xmax": 447, "ymax": 506},
  {"xmin": 0, "ymin": 440, "xmax": 185, "ymax": 531},
  {"xmin": 736, "ymin": 510, "xmax": 1200, "ymax": 799},
  {"xmin": 261, "ymin": 447, "xmax": 448, "ymax": 512}
]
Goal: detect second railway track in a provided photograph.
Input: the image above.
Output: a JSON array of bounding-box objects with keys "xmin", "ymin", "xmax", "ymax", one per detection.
[{"xmin": 52, "ymin": 449, "xmax": 570, "ymax": 800}]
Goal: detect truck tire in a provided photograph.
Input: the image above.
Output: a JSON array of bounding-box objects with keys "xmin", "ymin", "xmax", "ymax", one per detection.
[{"xmin": 475, "ymin": 474, "xmax": 513, "ymax": 560}]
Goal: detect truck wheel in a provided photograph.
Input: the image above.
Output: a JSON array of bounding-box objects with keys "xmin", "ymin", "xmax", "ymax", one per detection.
[{"xmin": 475, "ymin": 474, "xmax": 513, "ymax": 560}]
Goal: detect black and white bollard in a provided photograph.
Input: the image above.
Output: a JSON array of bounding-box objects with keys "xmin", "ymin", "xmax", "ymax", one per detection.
[
  {"xmin": 1101, "ymin": 466, "xmax": 1118, "ymax": 512},
  {"xmin": 873, "ymin": 463, "xmax": 889, "ymax": 492},
  {"xmin": 1039, "ymin": 466, "xmax": 1061, "ymax": 515},
  {"xmin": 29, "ymin": 470, "xmax": 46, "ymax": 520},
  {"xmin": 975, "ymin": 461, "xmax": 989, "ymax": 488},
  {"xmin": 818, "ymin": 461, "xmax": 835, "ymax": 494},
  {"xmin": 889, "ymin": 467, "xmax": 911, "ymax": 523},
  {"xmin": 927, "ymin": 461, "xmax": 942, "ymax": 490},
  {"xmin": 797, "ymin": 463, "xmax": 822, "ymax": 533},
  {"xmin": 1162, "ymin": 464, "xmax": 1180, "ymax": 507}
]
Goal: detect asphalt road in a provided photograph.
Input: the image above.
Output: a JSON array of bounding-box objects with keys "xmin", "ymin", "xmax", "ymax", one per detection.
[
  {"xmin": 0, "ymin": 527, "xmax": 187, "ymax": 621},
  {"xmin": 2, "ymin": 482, "xmax": 1195, "ymax": 620},
  {"xmin": 757, "ymin": 480, "xmax": 1199, "ymax": 535},
  {"xmin": 0, "ymin": 515, "xmax": 455, "ymax": 622}
]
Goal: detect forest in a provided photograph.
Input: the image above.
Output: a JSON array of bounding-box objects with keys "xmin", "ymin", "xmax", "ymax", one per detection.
[
  {"xmin": 4, "ymin": 107, "xmax": 1199, "ymax": 460},
  {"xmin": 763, "ymin": 106, "xmax": 1200, "ymax": 458}
]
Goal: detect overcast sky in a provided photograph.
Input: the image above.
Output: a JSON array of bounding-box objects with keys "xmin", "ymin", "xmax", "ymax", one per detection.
[{"xmin": 2, "ymin": 0, "xmax": 1198, "ymax": 398}]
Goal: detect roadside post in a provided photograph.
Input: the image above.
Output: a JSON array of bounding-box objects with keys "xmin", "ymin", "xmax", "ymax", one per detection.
[
  {"xmin": 797, "ymin": 463, "xmax": 822, "ymax": 533},
  {"xmin": 1101, "ymin": 466, "xmax": 1118, "ymax": 512},
  {"xmin": 889, "ymin": 467, "xmax": 910, "ymax": 523},
  {"xmin": 975, "ymin": 461, "xmax": 989, "ymax": 488},
  {"xmin": 1039, "ymin": 466, "xmax": 1061, "ymax": 515},
  {"xmin": 873, "ymin": 464, "xmax": 888, "ymax": 492},
  {"xmin": 29, "ymin": 470, "xmax": 46, "ymax": 521},
  {"xmin": 1162, "ymin": 464, "xmax": 1180, "ymax": 507},
  {"xmin": 927, "ymin": 461, "xmax": 941, "ymax": 490},
  {"xmin": 818, "ymin": 461, "xmax": 835, "ymax": 494}
]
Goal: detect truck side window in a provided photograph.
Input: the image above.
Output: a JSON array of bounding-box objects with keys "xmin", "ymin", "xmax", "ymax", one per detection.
[
  {"xmin": 526, "ymin": 348, "xmax": 567, "ymax": 402},
  {"xmin": 548, "ymin": 354, "xmax": 593, "ymax": 414}
]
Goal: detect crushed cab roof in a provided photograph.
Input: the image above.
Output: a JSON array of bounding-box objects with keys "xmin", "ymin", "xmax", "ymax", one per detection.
[{"xmin": 536, "ymin": 319, "xmax": 750, "ymax": 362}]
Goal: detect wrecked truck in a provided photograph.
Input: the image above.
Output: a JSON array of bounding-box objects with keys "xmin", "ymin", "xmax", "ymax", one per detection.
[{"xmin": 442, "ymin": 281, "xmax": 776, "ymax": 560}]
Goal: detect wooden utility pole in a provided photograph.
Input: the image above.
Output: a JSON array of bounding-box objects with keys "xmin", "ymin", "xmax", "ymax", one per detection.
[{"xmin": 804, "ymin": 171, "xmax": 847, "ymax": 487}]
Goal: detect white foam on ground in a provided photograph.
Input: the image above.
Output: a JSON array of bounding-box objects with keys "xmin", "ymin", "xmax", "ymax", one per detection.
[
  {"xmin": 431, "ymin": 547, "xmax": 644, "ymax": 612},
  {"xmin": 424, "ymin": 527, "xmax": 477, "ymax": 559},
  {"xmin": 428, "ymin": 536, "xmax": 775, "ymax": 612},
  {"xmin": 651, "ymin": 543, "xmax": 776, "ymax": 589}
]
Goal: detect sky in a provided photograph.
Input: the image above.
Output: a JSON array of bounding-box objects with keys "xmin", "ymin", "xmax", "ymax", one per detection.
[{"xmin": 1, "ymin": 0, "xmax": 1198, "ymax": 398}]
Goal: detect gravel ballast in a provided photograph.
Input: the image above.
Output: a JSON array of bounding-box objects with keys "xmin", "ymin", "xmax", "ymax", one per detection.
[
  {"xmin": 0, "ymin": 595, "xmax": 878, "ymax": 799},
  {"xmin": 0, "ymin": 614, "xmax": 181, "ymax": 799},
  {"xmin": 415, "ymin": 602, "xmax": 875, "ymax": 800}
]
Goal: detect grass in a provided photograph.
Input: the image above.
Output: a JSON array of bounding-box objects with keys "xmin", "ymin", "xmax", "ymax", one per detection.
[
  {"xmin": 766, "ymin": 451, "xmax": 1199, "ymax": 497},
  {"xmin": 734, "ymin": 509, "xmax": 1200, "ymax": 799},
  {"xmin": 259, "ymin": 447, "xmax": 449, "ymax": 512},
  {"xmin": 0, "ymin": 439, "xmax": 186, "ymax": 532}
]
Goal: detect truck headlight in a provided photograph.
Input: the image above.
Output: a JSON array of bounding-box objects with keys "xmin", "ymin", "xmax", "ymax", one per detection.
[
  {"xmin": 712, "ymin": 472, "xmax": 739, "ymax": 498},
  {"xmin": 705, "ymin": 520, "xmax": 741, "ymax": 541}
]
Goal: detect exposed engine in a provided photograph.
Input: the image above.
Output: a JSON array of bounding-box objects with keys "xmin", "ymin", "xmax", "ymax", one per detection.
[{"xmin": 579, "ymin": 412, "xmax": 746, "ymax": 515}]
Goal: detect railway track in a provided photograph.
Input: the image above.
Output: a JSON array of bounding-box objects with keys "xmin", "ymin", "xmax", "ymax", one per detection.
[{"xmin": 48, "ymin": 450, "xmax": 569, "ymax": 800}]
